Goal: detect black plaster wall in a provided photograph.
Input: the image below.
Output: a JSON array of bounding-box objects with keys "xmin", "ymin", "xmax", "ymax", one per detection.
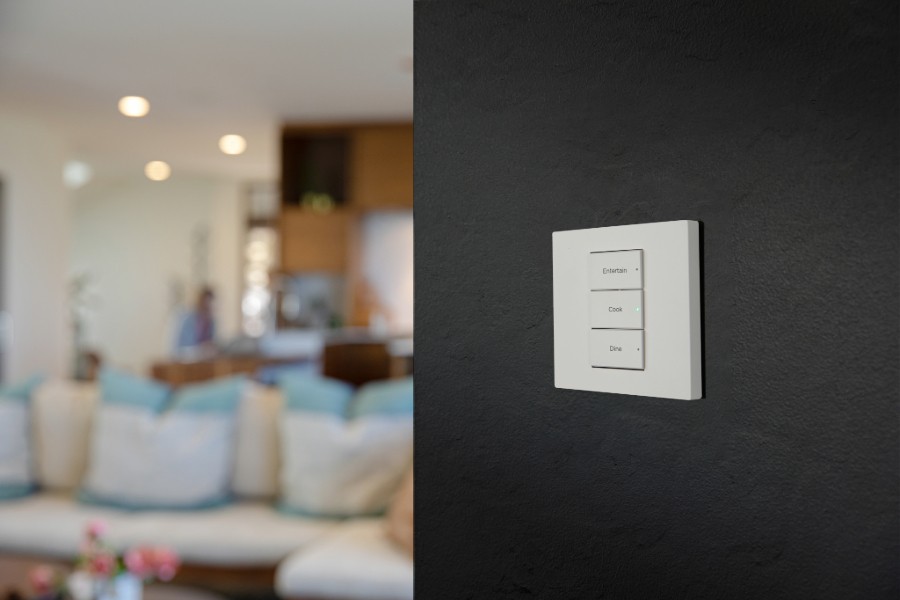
[{"xmin": 414, "ymin": 1, "xmax": 899, "ymax": 598}]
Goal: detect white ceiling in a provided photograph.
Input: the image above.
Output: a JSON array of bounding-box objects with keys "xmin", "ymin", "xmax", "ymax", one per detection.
[{"xmin": 0, "ymin": 0, "xmax": 413, "ymax": 182}]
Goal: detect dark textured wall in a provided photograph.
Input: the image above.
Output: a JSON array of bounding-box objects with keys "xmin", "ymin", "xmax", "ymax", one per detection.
[{"xmin": 414, "ymin": 1, "xmax": 899, "ymax": 598}]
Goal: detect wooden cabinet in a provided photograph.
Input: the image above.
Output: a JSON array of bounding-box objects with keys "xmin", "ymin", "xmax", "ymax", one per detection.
[
  {"xmin": 349, "ymin": 125, "xmax": 414, "ymax": 208},
  {"xmin": 279, "ymin": 207, "xmax": 352, "ymax": 273},
  {"xmin": 279, "ymin": 123, "xmax": 413, "ymax": 212},
  {"xmin": 278, "ymin": 123, "xmax": 412, "ymax": 276},
  {"xmin": 281, "ymin": 128, "xmax": 348, "ymax": 208},
  {"xmin": 277, "ymin": 123, "xmax": 412, "ymax": 327}
]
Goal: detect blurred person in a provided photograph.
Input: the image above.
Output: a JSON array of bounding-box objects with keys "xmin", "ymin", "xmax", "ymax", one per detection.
[{"xmin": 173, "ymin": 286, "xmax": 217, "ymax": 357}]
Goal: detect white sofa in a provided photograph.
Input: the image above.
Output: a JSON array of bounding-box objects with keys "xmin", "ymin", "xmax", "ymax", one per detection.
[{"xmin": 0, "ymin": 380, "xmax": 413, "ymax": 600}]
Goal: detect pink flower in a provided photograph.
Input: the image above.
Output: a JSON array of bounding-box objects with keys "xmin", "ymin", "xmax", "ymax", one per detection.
[
  {"xmin": 85, "ymin": 519, "xmax": 107, "ymax": 541},
  {"xmin": 151, "ymin": 547, "xmax": 180, "ymax": 582},
  {"xmin": 124, "ymin": 545, "xmax": 180, "ymax": 582},
  {"xmin": 86, "ymin": 550, "xmax": 117, "ymax": 578},
  {"xmin": 157, "ymin": 563, "xmax": 176, "ymax": 582},
  {"xmin": 28, "ymin": 565, "xmax": 55, "ymax": 595},
  {"xmin": 124, "ymin": 548, "xmax": 152, "ymax": 578}
]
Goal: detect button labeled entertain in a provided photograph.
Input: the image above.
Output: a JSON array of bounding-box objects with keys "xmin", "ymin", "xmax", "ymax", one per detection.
[
  {"xmin": 589, "ymin": 250, "xmax": 642, "ymax": 290},
  {"xmin": 589, "ymin": 329, "xmax": 644, "ymax": 370},
  {"xmin": 590, "ymin": 290, "xmax": 643, "ymax": 329}
]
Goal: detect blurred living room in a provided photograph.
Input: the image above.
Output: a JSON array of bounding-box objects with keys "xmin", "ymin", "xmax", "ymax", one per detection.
[{"xmin": 0, "ymin": 2, "xmax": 413, "ymax": 600}]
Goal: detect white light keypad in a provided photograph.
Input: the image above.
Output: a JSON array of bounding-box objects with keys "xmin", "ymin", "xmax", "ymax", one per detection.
[{"xmin": 589, "ymin": 250, "xmax": 645, "ymax": 370}]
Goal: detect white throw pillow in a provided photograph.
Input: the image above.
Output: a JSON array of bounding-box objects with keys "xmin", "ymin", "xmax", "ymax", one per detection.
[
  {"xmin": 81, "ymin": 370, "xmax": 245, "ymax": 509},
  {"xmin": 0, "ymin": 376, "xmax": 43, "ymax": 500},
  {"xmin": 279, "ymin": 376, "xmax": 413, "ymax": 517}
]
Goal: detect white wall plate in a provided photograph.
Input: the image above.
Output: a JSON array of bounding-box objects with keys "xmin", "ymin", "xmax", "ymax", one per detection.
[{"xmin": 552, "ymin": 220, "xmax": 702, "ymax": 400}]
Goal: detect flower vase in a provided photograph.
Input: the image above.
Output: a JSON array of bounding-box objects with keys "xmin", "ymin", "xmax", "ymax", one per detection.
[
  {"xmin": 67, "ymin": 572, "xmax": 143, "ymax": 600},
  {"xmin": 99, "ymin": 574, "xmax": 142, "ymax": 600}
]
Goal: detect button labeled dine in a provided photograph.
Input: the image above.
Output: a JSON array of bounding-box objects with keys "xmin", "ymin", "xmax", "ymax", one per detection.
[
  {"xmin": 589, "ymin": 250, "xmax": 642, "ymax": 290},
  {"xmin": 590, "ymin": 290, "xmax": 643, "ymax": 329},
  {"xmin": 589, "ymin": 329, "xmax": 644, "ymax": 370}
]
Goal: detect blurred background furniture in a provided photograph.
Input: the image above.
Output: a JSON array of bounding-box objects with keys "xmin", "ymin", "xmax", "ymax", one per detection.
[
  {"xmin": 150, "ymin": 355, "xmax": 315, "ymax": 388},
  {"xmin": 321, "ymin": 342, "xmax": 391, "ymax": 388},
  {"xmin": 150, "ymin": 331, "xmax": 412, "ymax": 388},
  {"xmin": 0, "ymin": 379, "xmax": 413, "ymax": 600}
]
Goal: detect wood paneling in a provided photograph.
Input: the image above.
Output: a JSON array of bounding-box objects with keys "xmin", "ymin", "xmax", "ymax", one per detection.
[
  {"xmin": 279, "ymin": 207, "xmax": 351, "ymax": 273},
  {"xmin": 349, "ymin": 125, "xmax": 414, "ymax": 209}
]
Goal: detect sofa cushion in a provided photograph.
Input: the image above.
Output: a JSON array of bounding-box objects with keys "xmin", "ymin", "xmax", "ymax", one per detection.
[
  {"xmin": 32, "ymin": 380, "xmax": 98, "ymax": 490},
  {"xmin": 232, "ymin": 383, "xmax": 281, "ymax": 499},
  {"xmin": 108, "ymin": 502, "xmax": 335, "ymax": 566},
  {"xmin": 279, "ymin": 376, "xmax": 413, "ymax": 517},
  {"xmin": 0, "ymin": 375, "xmax": 44, "ymax": 499},
  {"xmin": 98, "ymin": 368, "xmax": 169, "ymax": 411},
  {"xmin": 30, "ymin": 380, "xmax": 285, "ymax": 499},
  {"xmin": 0, "ymin": 492, "xmax": 135, "ymax": 558},
  {"xmin": 275, "ymin": 519, "xmax": 413, "ymax": 600},
  {"xmin": 0, "ymin": 493, "xmax": 336, "ymax": 567},
  {"xmin": 81, "ymin": 371, "xmax": 245, "ymax": 509},
  {"xmin": 385, "ymin": 468, "xmax": 413, "ymax": 557}
]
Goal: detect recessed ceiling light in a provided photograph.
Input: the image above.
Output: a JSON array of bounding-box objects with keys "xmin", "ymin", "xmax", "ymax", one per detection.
[
  {"xmin": 118, "ymin": 96, "xmax": 150, "ymax": 117},
  {"xmin": 219, "ymin": 134, "xmax": 247, "ymax": 155},
  {"xmin": 63, "ymin": 160, "xmax": 93, "ymax": 189},
  {"xmin": 144, "ymin": 161, "xmax": 171, "ymax": 181}
]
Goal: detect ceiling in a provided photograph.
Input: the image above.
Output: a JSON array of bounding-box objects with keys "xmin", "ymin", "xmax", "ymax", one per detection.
[{"xmin": 0, "ymin": 0, "xmax": 413, "ymax": 182}]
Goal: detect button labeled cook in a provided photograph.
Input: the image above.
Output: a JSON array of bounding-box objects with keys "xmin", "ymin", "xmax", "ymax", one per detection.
[
  {"xmin": 589, "ymin": 249, "xmax": 642, "ymax": 290},
  {"xmin": 589, "ymin": 329, "xmax": 644, "ymax": 370},
  {"xmin": 590, "ymin": 290, "xmax": 643, "ymax": 329}
]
